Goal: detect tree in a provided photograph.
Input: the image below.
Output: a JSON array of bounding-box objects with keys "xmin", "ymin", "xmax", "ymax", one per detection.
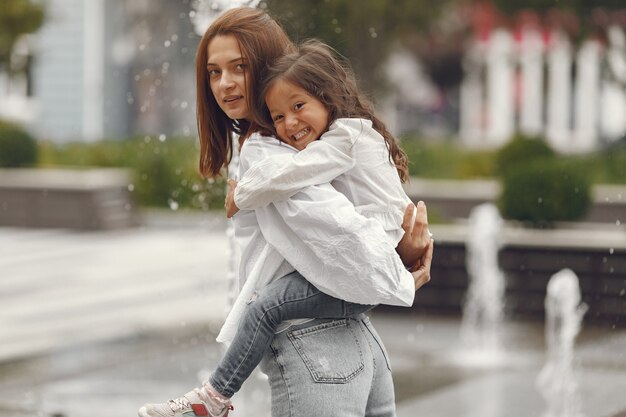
[
  {"xmin": 0, "ymin": 0, "xmax": 45, "ymax": 72},
  {"xmin": 263, "ymin": 0, "xmax": 454, "ymax": 94}
]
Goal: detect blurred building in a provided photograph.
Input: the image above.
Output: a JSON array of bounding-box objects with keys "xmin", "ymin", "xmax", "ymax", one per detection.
[{"xmin": 0, "ymin": 0, "xmax": 198, "ymax": 142}]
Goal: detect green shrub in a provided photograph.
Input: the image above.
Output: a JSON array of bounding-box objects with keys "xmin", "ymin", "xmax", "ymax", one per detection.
[
  {"xmin": 498, "ymin": 159, "xmax": 591, "ymax": 227},
  {"xmin": 495, "ymin": 135, "xmax": 555, "ymax": 177},
  {"xmin": 0, "ymin": 120, "xmax": 38, "ymax": 167},
  {"xmin": 401, "ymin": 138, "xmax": 496, "ymax": 179},
  {"xmin": 38, "ymin": 136, "xmax": 227, "ymax": 210},
  {"xmin": 603, "ymin": 139, "xmax": 626, "ymax": 184}
]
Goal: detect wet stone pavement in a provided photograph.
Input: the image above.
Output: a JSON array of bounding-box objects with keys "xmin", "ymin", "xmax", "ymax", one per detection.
[{"xmin": 1, "ymin": 212, "xmax": 626, "ymax": 417}]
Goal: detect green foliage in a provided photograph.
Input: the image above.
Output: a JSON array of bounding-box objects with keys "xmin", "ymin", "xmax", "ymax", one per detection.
[
  {"xmin": 0, "ymin": 0, "xmax": 45, "ymax": 70},
  {"xmin": 602, "ymin": 139, "xmax": 626, "ymax": 184},
  {"xmin": 0, "ymin": 119, "xmax": 37, "ymax": 167},
  {"xmin": 264, "ymin": 0, "xmax": 453, "ymax": 93},
  {"xmin": 490, "ymin": 0, "xmax": 625, "ymax": 18},
  {"xmin": 498, "ymin": 159, "xmax": 591, "ymax": 227},
  {"xmin": 39, "ymin": 136, "xmax": 226, "ymax": 210},
  {"xmin": 494, "ymin": 135, "xmax": 556, "ymax": 177},
  {"xmin": 401, "ymin": 138, "xmax": 496, "ymax": 179}
]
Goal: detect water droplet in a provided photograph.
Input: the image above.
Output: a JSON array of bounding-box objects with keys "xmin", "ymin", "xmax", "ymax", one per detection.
[
  {"xmin": 171, "ymin": 34, "xmax": 178, "ymax": 42},
  {"xmin": 609, "ymin": 248, "xmax": 615, "ymax": 254},
  {"xmin": 537, "ymin": 197, "xmax": 543, "ymax": 204},
  {"xmin": 169, "ymin": 199, "xmax": 179, "ymax": 211},
  {"xmin": 164, "ymin": 40, "xmax": 171, "ymax": 47},
  {"xmin": 619, "ymin": 288, "xmax": 625, "ymax": 296},
  {"xmin": 128, "ymin": 184, "xmax": 134, "ymax": 192},
  {"xmin": 617, "ymin": 220, "xmax": 622, "ymax": 226},
  {"xmin": 181, "ymin": 101, "xmax": 188, "ymax": 109},
  {"xmin": 159, "ymin": 134, "xmax": 167, "ymax": 142},
  {"xmin": 144, "ymin": 135, "xmax": 151, "ymax": 143}
]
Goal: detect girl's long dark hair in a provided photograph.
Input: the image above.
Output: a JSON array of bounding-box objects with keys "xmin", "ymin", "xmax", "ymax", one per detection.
[{"xmin": 257, "ymin": 39, "xmax": 409, "ymax": 182}]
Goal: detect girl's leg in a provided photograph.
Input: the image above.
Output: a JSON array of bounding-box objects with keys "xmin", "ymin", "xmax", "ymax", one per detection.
[{"xmin": 210, "ymin": 271, "xmax": 374, "ymax": 398}]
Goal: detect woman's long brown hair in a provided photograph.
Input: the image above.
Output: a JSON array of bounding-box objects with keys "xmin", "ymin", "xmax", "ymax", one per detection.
[
  {"xmin": 258, "ymin": 40, "xmax": 409, "ymax": 183},
  {"xmin": 195, "ymin": 8, "xmax": 293, "ymax": 178}
]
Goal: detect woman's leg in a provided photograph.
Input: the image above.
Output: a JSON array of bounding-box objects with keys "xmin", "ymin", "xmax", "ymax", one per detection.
[
  {"xmin": 210, "ymin": 272, "xmax": 374, "ymax": 398},
  {"xmin": 361, "ymin": 316, "xmax": 396, "ymax": 417},
  {"xmin": 259, "ymin": 315, "xmax": 396, "ymax": 417}
]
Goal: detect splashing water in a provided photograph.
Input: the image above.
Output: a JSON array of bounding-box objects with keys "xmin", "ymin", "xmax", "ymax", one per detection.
[
  {"xmin": 191, "ymin": 0, "xmax": 262, "ymax": 35},
  {"xmin": 461, "ymin": 203, "xmax": 505, "ymax": 360},
  {"xmin": 190, "ymin": 0, "xmax": 258, "ymax": 358},
  {"xmin": 537, "ymin": 269, "xmax": 588, "ymax": 417}
]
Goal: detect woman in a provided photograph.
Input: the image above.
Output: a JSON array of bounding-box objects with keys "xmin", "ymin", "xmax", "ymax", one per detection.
[{"xmin": 142, "ymin": 7, "xmax": 433, "ymax": 417}]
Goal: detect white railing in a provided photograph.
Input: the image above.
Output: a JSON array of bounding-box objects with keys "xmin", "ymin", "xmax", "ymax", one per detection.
[{"xmin": 460, "ymin": 26, "xmax": 626, "ymax": 152}]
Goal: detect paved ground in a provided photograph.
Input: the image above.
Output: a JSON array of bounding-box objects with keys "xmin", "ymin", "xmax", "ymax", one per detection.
[{"xmin": 1, "ymin": 211, "xmax": 625, "ymax": 417}]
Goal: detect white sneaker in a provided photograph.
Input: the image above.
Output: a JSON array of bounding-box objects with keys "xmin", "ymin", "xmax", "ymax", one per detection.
[{"xmin": 138, "ymin": 387, "xmax": 233, "ymax": 417}]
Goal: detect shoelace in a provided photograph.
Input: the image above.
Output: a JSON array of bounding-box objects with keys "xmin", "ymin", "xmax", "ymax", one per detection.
[{"xmin": 168, "ymin": 395, "xmax": 192, "ymax": 412}]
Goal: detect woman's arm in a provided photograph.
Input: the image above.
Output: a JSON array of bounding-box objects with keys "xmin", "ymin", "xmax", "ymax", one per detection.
[
  {"xmin": 232, "ymin": 119, "xmax": 363, "ymax": 214},
  {"xmin": 239, "ymin": 134, "xmax": 432, "ymax": 306}
]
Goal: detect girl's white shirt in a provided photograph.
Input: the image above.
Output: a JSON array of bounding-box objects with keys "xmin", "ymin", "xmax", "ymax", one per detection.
[
  {"xmin": 217, "ymin": 120, "xmax": 415, "ymax": 343},
  {"xmin": 235, "ymin": 118, "xmax": 411, "ymax": 244}
]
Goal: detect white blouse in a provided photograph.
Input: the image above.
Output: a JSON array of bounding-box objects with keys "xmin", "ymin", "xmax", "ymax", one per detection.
[
  {"xmin": 235, "ymin": 118, "xmax": 411, "ymax": 244},
  {"xmin": 217, "ymin": 127, "xmax": 414, "ymax": 343}
]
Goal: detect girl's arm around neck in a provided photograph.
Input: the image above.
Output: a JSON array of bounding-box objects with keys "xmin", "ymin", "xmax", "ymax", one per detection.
[{"xmin": 234, "ymin": 119, "xmax": 364, "ymax": 210}]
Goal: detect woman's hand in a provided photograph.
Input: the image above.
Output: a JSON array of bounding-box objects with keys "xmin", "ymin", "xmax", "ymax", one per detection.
[
  {"xmin": 396, "ymin": 201, "xmax": 431, "ymax": 269},
  {"xmin": 225, "ymin": 179, "xmax": 240, "ymax": 218},
  {"xmin": 410, "ymin": 240, "xmax": 433, "ymax": 290}
]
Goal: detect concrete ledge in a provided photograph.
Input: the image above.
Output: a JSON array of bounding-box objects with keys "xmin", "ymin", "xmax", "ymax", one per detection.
[
  {"xmin": 404, "ymin": 178, "xmax": 626, "ymax": 224},
  {"xmin": 404, "ymin": 223, "xmax": 626, "ymax": 324},
  {"xmin": 0, "ymin": 168, "xmax": 139, "ymax": 230}
]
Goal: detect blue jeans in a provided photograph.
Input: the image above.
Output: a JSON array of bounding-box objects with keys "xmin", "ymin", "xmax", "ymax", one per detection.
[
  {"xmin": 260, "ymin": 315, "xmax": 396, "ymax": 417},
  {"xmin": 209, "ymin": 272, "xmax": 374, "ymax": 398}
]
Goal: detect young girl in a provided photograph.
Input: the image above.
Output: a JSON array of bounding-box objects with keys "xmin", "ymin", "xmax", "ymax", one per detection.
[{"xmin": 139, "ymin": 15, "xmax": 432, "ymax": 417}]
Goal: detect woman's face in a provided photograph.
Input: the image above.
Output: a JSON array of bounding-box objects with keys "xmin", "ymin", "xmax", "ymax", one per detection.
[
  {"xmin": 265, "ymin": 79, "xmax": 330, "ymax": 151},
  {"xmin": 207, "ymin": 35, "xmax": 250, "ymax": 121}
]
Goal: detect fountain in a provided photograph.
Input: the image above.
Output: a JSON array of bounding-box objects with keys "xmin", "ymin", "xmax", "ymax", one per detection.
[
  {"xmin": 537, "ymin": 268, "xmax": 588, "ymax": 417},
  {"xmin": 190, "ymin": 0, "xmax": 262, "ymax": 314},
  {"xmin": 460, "ymin": 203, "xmax": 505, "ymax": 362}
]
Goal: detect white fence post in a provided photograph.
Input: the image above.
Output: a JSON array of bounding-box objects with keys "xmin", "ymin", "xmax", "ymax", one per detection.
[
  {"xmin": 573, "ymin": 40, "xmax": 602, "ymax": 152},
  {"xmin": 486, "ymin": 29, "xmax": 515, "ymax": 146},
  {"xmin": 519, "ymin": 28, "xmax": 544, "ymax": 136},
  {"xmin": 544, "ymin": 31, "xmax": 572, "ymax": 152}
]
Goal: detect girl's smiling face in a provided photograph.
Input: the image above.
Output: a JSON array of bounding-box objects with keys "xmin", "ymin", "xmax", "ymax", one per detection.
[
  {"xmin": 207, "ymin": 35, "xmax": 250, "ymax": 121},
  {"xmin": 265, "ymin": 79, "xmax": 330, "ymax": 151}
]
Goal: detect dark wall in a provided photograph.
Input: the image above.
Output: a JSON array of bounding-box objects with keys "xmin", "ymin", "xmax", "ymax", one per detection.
[{"xmin": 398, "ymin": 240, "xmax": 626, "ymax": 326}]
